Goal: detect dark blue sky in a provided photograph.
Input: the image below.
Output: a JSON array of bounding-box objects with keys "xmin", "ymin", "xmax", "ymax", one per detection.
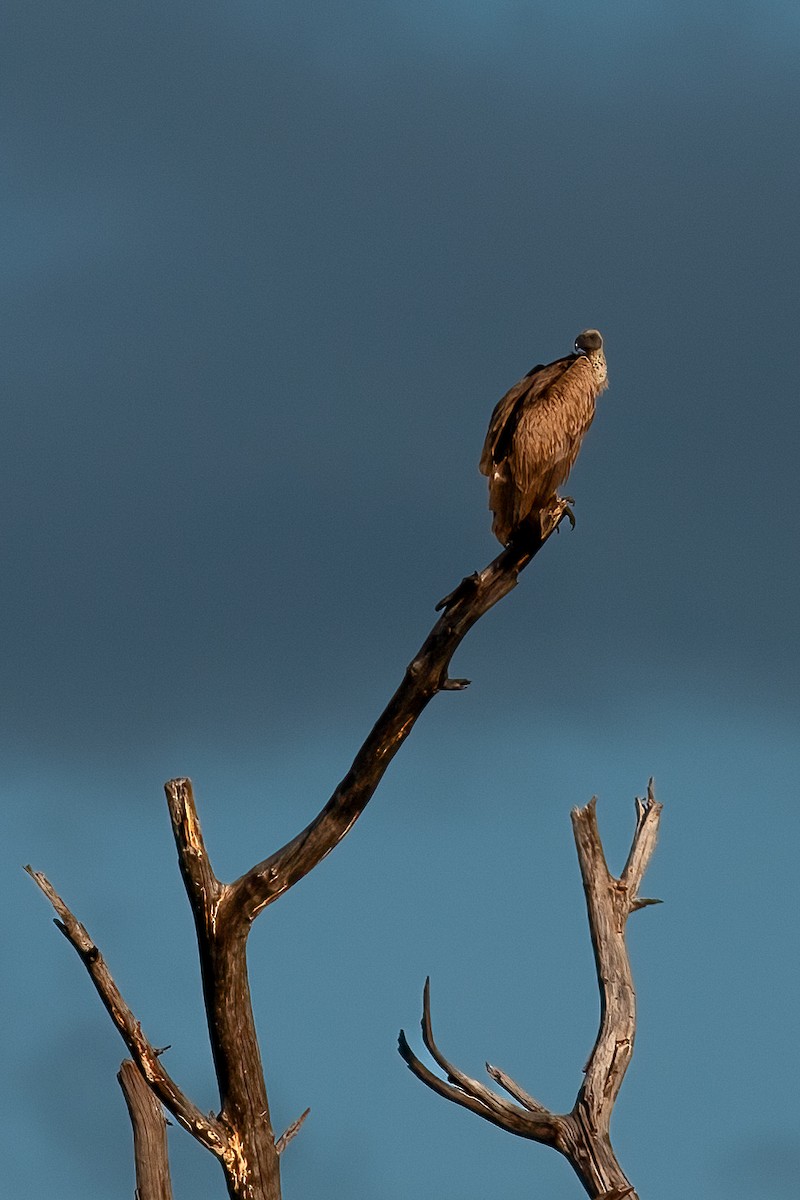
[{"xmin": 4, "ymin": 3, "xmax": 799, "ymax": 1198}]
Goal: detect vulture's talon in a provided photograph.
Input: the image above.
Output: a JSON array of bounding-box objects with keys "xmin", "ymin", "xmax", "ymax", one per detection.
[{"xmin": 540, "ymin": 497, "xmax": 576, "ymax": 538}]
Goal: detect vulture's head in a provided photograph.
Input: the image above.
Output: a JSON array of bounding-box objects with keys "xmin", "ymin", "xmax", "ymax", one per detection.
[{"xmin": 575, "ymin": 329, "xmax": 603, "ymax": 354}]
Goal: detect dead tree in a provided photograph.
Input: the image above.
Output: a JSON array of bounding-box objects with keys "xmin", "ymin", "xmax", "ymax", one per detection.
[
  {"xmin": 26, "ymin": 521, "xmax": 577, "ymax": 1200},
  {"xmin": 399, "ymin": 786, "xmax": 663, "ymax": 1200}
]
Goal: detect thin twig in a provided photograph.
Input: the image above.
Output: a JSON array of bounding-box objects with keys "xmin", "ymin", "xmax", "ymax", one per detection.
[
  {"xmin": 275, "ymin": 1108, "xmax": 311, "ymax": 1155},
  {"xmin": 485, "ymin": 1063, "xmax": 549, "ymax": 1114}
]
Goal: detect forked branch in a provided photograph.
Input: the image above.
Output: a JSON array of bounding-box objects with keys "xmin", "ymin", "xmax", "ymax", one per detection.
[
  {"xmin": 399, "ymin": 783, "xmax": 662, "ymax": 1200},
  {"xmin": 27, "ymin": 527, "xmax": 568, "ymax": 1200}
]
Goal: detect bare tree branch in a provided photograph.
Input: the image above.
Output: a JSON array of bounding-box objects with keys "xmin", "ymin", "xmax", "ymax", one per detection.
[
  {"xmin": 399, "ymin": 786, "xmax": 663, "ymax": 1199},
  {"xmin": 24, "ymin": 866, "xmax": 230, "ymax": 1160},
  {"xmin": 397, "ymin": 983, "xmax": 560, "ymax": 1144},
  {"xmin": 164, "ymin": 775, "xmax": 224, "ymax": 929},
  {"xmin": 418, "ymin": 977, "xmax": 538, "ymax": 1126},
  {"xmin": 397, "ymin": 1029, "xmax": 557, "ymax": 1141},
  {"xmin": 227, "ymin": 525, "xmax": 564, "ymax": 925},
  {"xmin": 163, "ymin": 778, "xmax": 282, "ymax": 1200},
  {"xmin": 275, "ymin": 1108, "xmax": 311, "ymax": 1155},
  {"xmin": 485, "ymin": 1062, "xmax": 549, "ymax": 1114},
  {"xmin": 118, "ymin": 1059, "xmax": 173, "ymax": 1200},
  {"xmin": 571, "ymin": 785, "xmax": 662, "ymax": 1134},
  {"xmin": 619, "ymin": 780, "xmax": 662, "ymax": 902}
]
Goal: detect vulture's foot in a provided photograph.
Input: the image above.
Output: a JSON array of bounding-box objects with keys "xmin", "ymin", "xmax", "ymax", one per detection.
[{"xmin": 543, "ymin": 496, "xmax": 576, "ymax": 537}]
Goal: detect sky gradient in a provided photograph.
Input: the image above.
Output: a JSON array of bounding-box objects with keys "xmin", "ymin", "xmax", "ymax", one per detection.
[{"xmin": 3, "ymin": 3, "xmax": 799, "ymax": 1197}]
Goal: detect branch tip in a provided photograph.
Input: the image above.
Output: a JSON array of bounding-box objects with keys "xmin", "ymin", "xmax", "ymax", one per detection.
[
  {"xmin": 486, "ymin": 1062, "xmax": 550, "ymax": 1114},
  {"xmin": 420, "ymin": 976, "xmax": 436, "ymax": 1046},
  {"xmin": 397, "ymin": 1028, "xmax": 414, "ymax": 1064},
  {"xmin": 573, "ymin": 795, "xmax": 598, "ymax": 820},
  {"xmin": 441, "ymin": 677, "xmax": 471, "ymax": 691},
  {"xmin": 275, "ymin": 1107, "xmax": 310, "ymax": 1155}
]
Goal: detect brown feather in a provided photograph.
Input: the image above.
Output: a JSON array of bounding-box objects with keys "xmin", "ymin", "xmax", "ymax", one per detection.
[{"xmin": 479, "ymin": 334, "xmax": 608, "ymax": 544}]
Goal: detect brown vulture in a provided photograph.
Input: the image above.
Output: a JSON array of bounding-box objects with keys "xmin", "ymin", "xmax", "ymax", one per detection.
[{"xmin": 479, "ymin": 329, "xmax": 608, "ymax": 545}]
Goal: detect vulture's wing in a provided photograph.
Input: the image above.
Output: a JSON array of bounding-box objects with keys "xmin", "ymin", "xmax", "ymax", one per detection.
[
  {"xmin": 508, "ymin": 355, "xmax": 599, "ymax": 509},
  {"xmin": 479, "ymin": 356, "xmax": 576, "ymax": 476}
]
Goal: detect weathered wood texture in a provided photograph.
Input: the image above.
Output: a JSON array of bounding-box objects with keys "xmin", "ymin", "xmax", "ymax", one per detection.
[
  {"xmin": 399, "ymin": 784, "xmax": 662, "ymax": 1200},
  {"xmin": 118, "ymin": 1059, "xmax": 173, "ymax": 1200},
  {"xmin": 26, "ymin": 519, "xmax": 569, "ymax": 1200}
]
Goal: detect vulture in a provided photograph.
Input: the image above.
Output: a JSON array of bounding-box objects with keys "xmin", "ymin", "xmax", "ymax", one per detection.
[{"xmin": 479, "ymin": 329, "xmax": 608, "ymax": 545}]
